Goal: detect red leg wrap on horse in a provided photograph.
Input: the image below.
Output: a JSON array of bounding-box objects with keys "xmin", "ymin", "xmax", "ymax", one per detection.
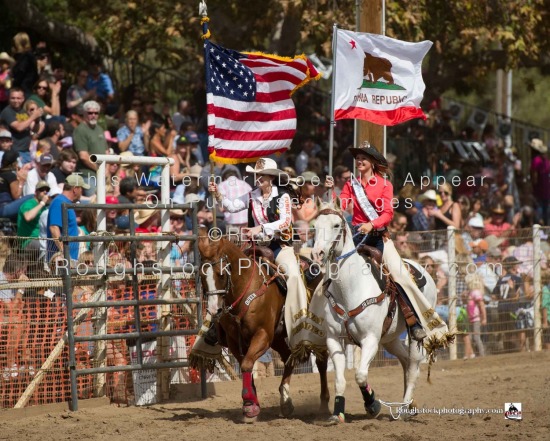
[{"xmin": 242, "ymin": 371, "xmax": 259, "ymax": 405}]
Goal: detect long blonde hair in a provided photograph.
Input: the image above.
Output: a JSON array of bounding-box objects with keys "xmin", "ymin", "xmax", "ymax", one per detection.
[
  {"xmin": 465, "ymin": 273, "xmax": 485, "ymax": 291},
  {"xmin": 13, "ymin": 32, "xmax": 32, "ymax": 53}
]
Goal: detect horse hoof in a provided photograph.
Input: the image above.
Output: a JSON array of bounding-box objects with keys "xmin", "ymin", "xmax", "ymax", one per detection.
[
  {"xmin": 365, "ymin": 399, "xmax": 381, "ymax": 419},
  {"xmin": 280, "ymin": 399, "xmax": 295, "ymax": 418},
  {"xmin": 317, "ymin": 414, "xmax": 345, "ymax": 426},
  {"xmin": 407, "ymin": 400, "xmax": 418, "ymax": 417},
  {"xmin": 243, "ymin": 402, "xmax": 260, "ymax": 421}
]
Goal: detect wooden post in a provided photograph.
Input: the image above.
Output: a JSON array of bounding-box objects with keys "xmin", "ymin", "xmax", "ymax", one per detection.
[{"xmin": 357, "ymin": 0, "xmax": 384, "ymax": 152}]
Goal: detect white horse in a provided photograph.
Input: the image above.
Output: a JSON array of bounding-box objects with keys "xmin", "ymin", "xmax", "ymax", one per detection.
[{"xmin": 311, "ymin": 200, "xmax": 437, "ymax": 424}]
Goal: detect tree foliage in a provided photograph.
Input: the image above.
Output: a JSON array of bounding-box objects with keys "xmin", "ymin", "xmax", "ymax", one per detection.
[
  {"xmin": 1, "ymin": 0, "xmax": 549, "ymax": 100},
  {"xmin": 385, "ymin": 0, "xmax": 549, "ymax": 99}
]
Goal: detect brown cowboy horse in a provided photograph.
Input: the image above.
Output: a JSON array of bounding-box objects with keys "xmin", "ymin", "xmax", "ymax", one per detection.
[{"xmin": 197, "ymin": 227, "xmax": 330, "ymax": 422}]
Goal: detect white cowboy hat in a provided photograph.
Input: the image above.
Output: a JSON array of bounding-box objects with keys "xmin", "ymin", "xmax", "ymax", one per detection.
[
  {"xmin": 468, "ymin": 215, "xmax": 484, "ymax": 229},
  {"xmin": 245, "ymin": 158, "xmax": 284, "ymax": 176},
  {"xmin": 417, "ymin": 189, "xmax": 438, "ymax": 203},
  {"xmin": 0, "ymin": 52, "xmax": 14, "ymax": 65},
  {"xmin": 187, "ymin": 164, "xmax": 202, "ymax": 179},
  {"xmin": 529, "ymin": 138, "xmax": 548, "ymax": 154},
  {"xmin": 134, "ymin": 209, "xmax": 158, "ymax": 225},
  {"xmin": 183, "ymin": 192, "xmax": 206, "ymax": 212},
  {"xmin": 119, "ymin": 151, "xmax": 134, "ymax": 168}
]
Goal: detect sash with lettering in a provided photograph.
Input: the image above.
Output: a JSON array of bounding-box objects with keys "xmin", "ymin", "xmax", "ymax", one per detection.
[{"xmin": 351, "ymin": 177, "xmax": 384, "ymax": 231}]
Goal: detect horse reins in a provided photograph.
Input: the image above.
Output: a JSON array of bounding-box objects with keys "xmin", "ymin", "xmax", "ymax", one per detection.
[
  {"xmin": 316, "ymin": 208, "xmax": 394, "ymax": 343},
  {"xmin": 316, "ymin": 208, "xmax": 347, "ymax": 263},
  {"xmin": 203, "ymin": 248, "xmax": 278, "ymax": 321}
]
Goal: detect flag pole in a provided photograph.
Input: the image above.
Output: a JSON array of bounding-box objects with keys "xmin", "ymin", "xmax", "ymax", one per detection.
[
  {"xmin": 382, "ymin": 0, "xmax": 387, "ymax": 157},
  {"xmin": 353, "ymin": 0, "xmax": 360, "ymax": 173},
  {"xmin": 328, "ymin": 23, "xmax": 338, "ymax": 177},
  {"xmin": 200, "ymin": 1, "xmax": 217, "ymax": 228}
]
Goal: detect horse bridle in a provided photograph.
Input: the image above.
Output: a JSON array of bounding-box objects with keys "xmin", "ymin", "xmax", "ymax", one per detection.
[
  {"xmin": 316, "ymin": 208, "xmax": 348, "ymax": 263},
  {"xmin": 202, "ymin": 254, "xmax": 232, "ymax": 297}
]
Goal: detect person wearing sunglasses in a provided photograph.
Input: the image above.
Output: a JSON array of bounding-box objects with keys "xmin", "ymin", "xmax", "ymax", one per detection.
[
  {"xmin": 26, "ymin": 76, "xmax": 61, "ymax": 117},
  {"xmin": 23, "ymin": 99, "xmax": 45, "ymax": 141},
  {"xmin": 434, "ymin": 182, "xmax": 462, "ymax": 230},
  {"xmin": 72, "ymin": 100, "xmax": 108, "ymax": 196}
]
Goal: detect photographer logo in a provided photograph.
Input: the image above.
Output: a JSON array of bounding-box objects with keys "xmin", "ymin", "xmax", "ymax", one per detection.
[{"xmin": 504, "ymin": 403, "xmax": 522, "ymax": 421}]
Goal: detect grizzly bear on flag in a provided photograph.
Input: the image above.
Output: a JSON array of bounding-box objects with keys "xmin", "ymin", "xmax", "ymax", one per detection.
[{"xmin": 363, "ymin": 52, "xmax": 394, "ymax": 84}]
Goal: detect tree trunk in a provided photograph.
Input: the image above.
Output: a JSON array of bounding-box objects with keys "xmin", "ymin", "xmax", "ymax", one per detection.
[{"xmin": 272, "ymin": 1, "xmax": 304, "ymax": 56}]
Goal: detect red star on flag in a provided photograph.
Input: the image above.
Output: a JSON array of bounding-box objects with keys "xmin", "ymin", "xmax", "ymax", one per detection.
[{"xmin": 349, "ymin": 39, "xmax": 357, "ymax": 49}]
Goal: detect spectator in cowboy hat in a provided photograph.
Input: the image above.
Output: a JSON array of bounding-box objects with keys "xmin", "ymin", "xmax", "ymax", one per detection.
[
  {"xmin": 485, "ymin": 203, "xmax": 512, "ymax": 237},
  {"xmin": 134, "ymin": 208, "xmax": 160, "ymax": 233},
  {"xmin": 293, "ymin": 171, "xmax": 320, "ymax": 223},
  {"xmin": 529, "ymin": 137, "xmax": 550, "ymax": 225},
  {"xmin": 460, "ymin": 214, "xmax": 485, "ymax": 253},
  {"xmin": 169, "ymin": 208, "xmax": 191, "ymax": 265},
  {"xmin": 411, "ymin": 189, "xmax": 438, "ymax": 231}
]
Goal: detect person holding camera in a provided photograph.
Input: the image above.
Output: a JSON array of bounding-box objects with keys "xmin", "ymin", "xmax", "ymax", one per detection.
[{"xmin": 17, "ymin": 180, "xmax": 50, "ymax": 251}]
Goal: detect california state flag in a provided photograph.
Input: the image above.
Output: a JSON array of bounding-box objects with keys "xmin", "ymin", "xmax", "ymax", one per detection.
[{"xmin": 334, "ymin": 29, "xmax": 432, "ymax": 126}]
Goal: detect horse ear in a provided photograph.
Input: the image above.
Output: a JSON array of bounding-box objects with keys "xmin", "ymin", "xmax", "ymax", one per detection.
[
  {"xmin": 316, "ymin": 194, "xmax": 324, "ymax": 211},
  {"xmin": 335, "ymin": 196, "xmax": 342, "ymax": 210}
]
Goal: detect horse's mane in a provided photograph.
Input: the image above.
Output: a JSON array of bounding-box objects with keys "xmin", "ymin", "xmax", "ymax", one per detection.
[{"xmin": 218, "ymin": 236, "xmax": 248, "ymax": 260}]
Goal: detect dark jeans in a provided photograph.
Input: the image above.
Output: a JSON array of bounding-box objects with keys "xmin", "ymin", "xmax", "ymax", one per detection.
[
  {"xmin": 0, "ymin": 195, "xmax": 34, "ymax": 221},
  {"xmin": 352, "ymin": 225, "xmax": 384, "ymax": 253}
]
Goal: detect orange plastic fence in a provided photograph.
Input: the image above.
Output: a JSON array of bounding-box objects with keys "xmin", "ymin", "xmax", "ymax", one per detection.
[{"xmin": 0, "ymin": 280, "xmax": 200, "ymax": 408}]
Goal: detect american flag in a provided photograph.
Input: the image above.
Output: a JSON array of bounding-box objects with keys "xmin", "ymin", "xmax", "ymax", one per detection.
[{"xmin": 205, "ymin": 40, "xmax": 320, "ymax": 163}]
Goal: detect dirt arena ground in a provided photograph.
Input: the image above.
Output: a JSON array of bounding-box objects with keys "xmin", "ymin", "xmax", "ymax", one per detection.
[{"xmin": 0, "ymin": 351, "xmax": 548, "ymax": 441}]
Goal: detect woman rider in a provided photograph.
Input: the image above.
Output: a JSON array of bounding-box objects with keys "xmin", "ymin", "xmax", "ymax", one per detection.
[
  {"xmin": 208, "ymin": 157, "xmax": 312, "ymax": 355},
  {"xmin": 329, "ymin": 142, "xmax": 448, "ymax": 342}
]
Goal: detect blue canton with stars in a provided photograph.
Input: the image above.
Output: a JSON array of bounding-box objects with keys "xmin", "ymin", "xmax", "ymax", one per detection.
[{"xmin": 205, "ymin": 40, "xmax": 256, "ymax": 102}]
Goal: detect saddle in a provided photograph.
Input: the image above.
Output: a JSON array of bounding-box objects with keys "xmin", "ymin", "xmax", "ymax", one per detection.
[
  {"xmin": 356, "ymin": 245, "xmax": 425, "ymax": 329},
  {"xmin": 243, "ymin": 246, "xmax": 287, "ymax": 294},
  {"xmin": 357, "ymin": 244, "xmax": 427, "ymax": 289},
  {"xmin": 242, "ymin": 246, "xmax": 320, "ymax": 296}
]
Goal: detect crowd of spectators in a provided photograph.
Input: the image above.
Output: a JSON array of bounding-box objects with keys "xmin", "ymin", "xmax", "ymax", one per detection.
[{"xmin": 0, "ymin": 31, "xmax": 549, "ymax": 359}]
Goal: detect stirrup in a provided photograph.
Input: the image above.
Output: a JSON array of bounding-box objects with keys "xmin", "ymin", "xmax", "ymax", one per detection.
[
  {"xmin": 411, "ymin": 326, "xmax": 427, "ymax": 342},
  {"xmin": 203, "ymin": 322, "xmax": 219, "ymax": 346}
]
